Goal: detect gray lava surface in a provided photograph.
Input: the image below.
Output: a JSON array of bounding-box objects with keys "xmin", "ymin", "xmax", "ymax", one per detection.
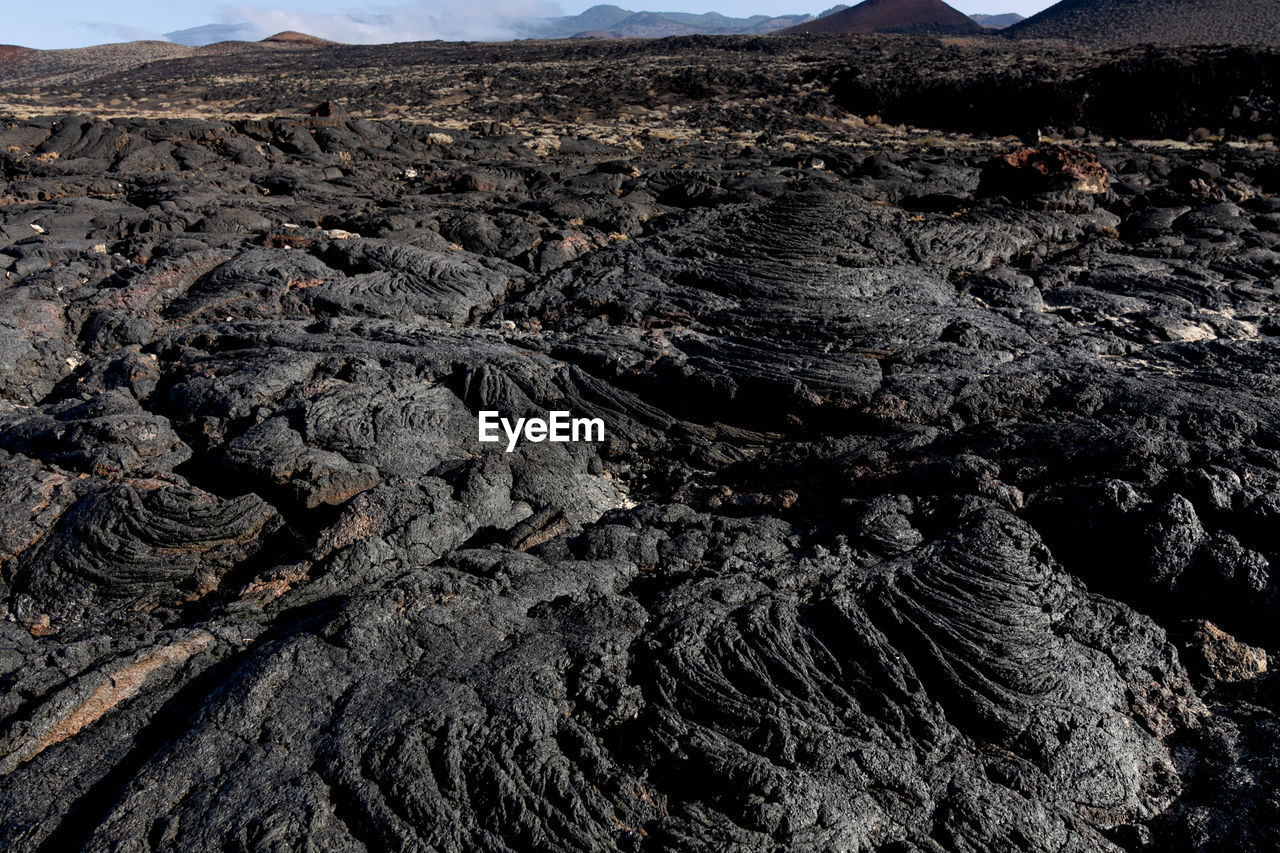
[{"xmin": 2, "ymin": 35, "xmax": 1280, "ymax": 852}]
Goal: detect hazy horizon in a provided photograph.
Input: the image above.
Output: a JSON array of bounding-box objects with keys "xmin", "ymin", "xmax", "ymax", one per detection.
[{"xmin": 8, "ymin": 0, "xmax": 1059, "ymax": 50}]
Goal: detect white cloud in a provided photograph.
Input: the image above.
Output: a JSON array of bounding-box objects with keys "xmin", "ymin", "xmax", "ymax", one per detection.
[
  {"xmin": 84, "ymin": 23, "xmax": 173, "ymax": 43},
  {"xmin": 218, "ymin": 0, "xmax": 564, "ymax": 43}
]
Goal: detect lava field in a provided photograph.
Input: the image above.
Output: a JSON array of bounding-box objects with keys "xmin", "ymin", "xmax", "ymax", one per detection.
[{"xmin": 2, "ymin": 34, "xmax": 1280, "ymax": 852}]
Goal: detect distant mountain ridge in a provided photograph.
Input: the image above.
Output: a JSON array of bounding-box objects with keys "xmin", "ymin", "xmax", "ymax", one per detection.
[
  {"xmin": 532, "ymin": 3, "xmax": 1016, "ymax": 39},
  {"xmin": 971, "ymin": 13, "xmax": 1024, "ymax": 29},
  {"xmin": 521, "ymin": 5, "xmax": 810, "ymax": 39},
  {"xmin": 49, "ymin": 4, "xmax": 1036, "ymax": 51},
  {"xmin": 1007, "ymin": 0, "xmax": 1280, "ymax": 45},
  {"xmin": 165, "ymin": 23, "xmax": 256, "ymax": 46}
]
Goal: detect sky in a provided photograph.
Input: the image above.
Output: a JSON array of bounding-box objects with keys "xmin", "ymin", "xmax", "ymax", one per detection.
[{"xmin": 5, "ymin": 0, "xmax": 1061, "ymax": 50}]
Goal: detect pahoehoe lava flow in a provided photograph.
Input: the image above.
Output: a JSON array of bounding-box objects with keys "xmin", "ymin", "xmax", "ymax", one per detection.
[{"xmin": 2, "ymin": 31, "xmax": 1280, "ymax": 853}]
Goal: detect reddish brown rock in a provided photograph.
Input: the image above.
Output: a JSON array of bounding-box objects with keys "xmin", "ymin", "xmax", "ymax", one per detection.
[
  {"xmin": 979, "ymin": 146, "xmax": 1110, "ymax": 197},
  {"xmin": 1185, "ymin": 620, "xmax": 1268, "ymax": 683},
  {"xmin": 306, "ymin": 99, "xmax": 347, "ymax": 119}
]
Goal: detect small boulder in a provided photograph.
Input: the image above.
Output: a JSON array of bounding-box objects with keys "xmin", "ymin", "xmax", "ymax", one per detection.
[
  {"xmin": 979, "ymin": 146, "xmax": 1110, "ymax": 197},
  {"xmin": 307, "ymin": 100, "xmax": 348, "ymax": 119}
]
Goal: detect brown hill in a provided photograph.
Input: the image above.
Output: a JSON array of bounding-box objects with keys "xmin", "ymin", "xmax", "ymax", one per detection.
[
  {"xmin": 0, "ymin": 41, "xmax": 199, "ymax": 87},
  {"xmin": 1007, "ymin": 0, "xmax": 1280, "ymax": 45},
  {"xmin": 781, "ymin": 0, "xmax": 984, "ymax": 35},
  {"xmin": 0, "ymin": 45, "xmax": 33, "ymax": 66},
  {"xmin": 0, "ymin": 33, "xmax": 341, "ymax": 89},
  {"xmin": 262, "ymin": 31, "xmax": 339, "ymax": 46}
]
